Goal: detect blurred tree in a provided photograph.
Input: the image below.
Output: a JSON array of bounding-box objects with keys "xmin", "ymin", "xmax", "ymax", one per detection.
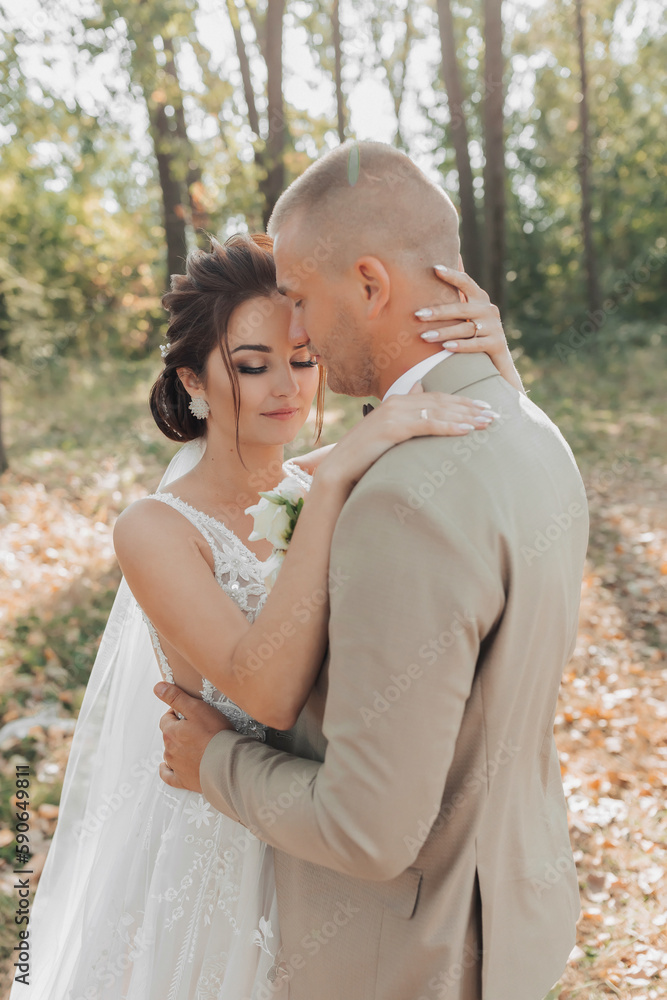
[
  {"xmin": 85, "ymin": 1, "xmax": 207, "ymax": 284},
  {"xmin": 0, "ymin": 0, "xmax": 664, "ymax": 386},
  {"xmin": 435, "ymin": 0, "xmax": 483, "ymax": 283},
  {"xmin": 226, "ymin": 0, "xmax": 287, "ymax": 227},
  {"xmin": 296, "ymin": 0, "xmax": 353, "ymax": 145},
  {"xmin": 162, "ymin": 35, "xmax": 211, "ymax": 244},
  {"xmin": 0, "ymin": 379, "xmax": 6, "ymax": 474},
  {"xmin": 367, "ymin": 0, "xmax": 418, "ymax": 150},
  {"xmin": 0, "ymin": 20, "xmax": 165, "ymax": 370},
  {"xmin": 264, "ymin": 0, "xmax": 287, "ymax": 224},
  {"xmin": 575, "ymin": 0, "xmax": 602, "ymax": 315},
  {"xmin": 483, "ymin": 0, "xmax": 506, "ymax": 312},
  {"xmin": 505, "ymin": 0, "xmax": 666, "ymax": 350},
  {"xmin": 332, "ymin": 0, "xmax": 346, "ymax": 142}
]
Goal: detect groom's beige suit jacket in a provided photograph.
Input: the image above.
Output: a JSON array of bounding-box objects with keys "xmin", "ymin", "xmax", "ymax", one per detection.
[{"xmin": 200, "ymin": 353, "xmax": 588, "ymax": 1000}]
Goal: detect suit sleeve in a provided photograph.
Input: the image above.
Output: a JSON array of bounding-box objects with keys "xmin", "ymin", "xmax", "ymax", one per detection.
[{"xmin": 200, "ymin": 477, "xmax": 504, "ymax": 880}]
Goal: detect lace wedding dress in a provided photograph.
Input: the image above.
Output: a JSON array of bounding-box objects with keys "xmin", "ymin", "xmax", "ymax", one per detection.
[{"xmin": 18, "ymin": 455, "xmax": 312, "ymax": 1000}]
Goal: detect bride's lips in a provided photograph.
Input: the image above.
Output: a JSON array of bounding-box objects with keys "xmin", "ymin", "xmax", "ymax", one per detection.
[{"xmin": 261, "ymin": 407, "xmax": 300, "ymax": 420}]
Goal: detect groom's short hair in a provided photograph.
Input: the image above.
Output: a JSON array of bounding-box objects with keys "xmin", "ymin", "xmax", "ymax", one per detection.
[{"xmin": 267, "ymin": 140, "xmax": 460, "ymax": 271}]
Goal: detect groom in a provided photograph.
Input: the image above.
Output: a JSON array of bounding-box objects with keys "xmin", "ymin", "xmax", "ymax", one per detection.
[{"xmin": 156, "ymin": 141, "xmax": 588, "ymax": 1000}]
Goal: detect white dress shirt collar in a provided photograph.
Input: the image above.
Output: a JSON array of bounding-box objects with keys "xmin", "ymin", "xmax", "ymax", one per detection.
[{"xmin": 382, "ymin": 349, "xmax": 453, "ymax": 401}]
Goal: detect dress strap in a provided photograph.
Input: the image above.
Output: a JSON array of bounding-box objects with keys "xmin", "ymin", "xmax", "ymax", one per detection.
[{"xmin": 282, "ymin": 458, "xmax": 314, "ymax": 491}]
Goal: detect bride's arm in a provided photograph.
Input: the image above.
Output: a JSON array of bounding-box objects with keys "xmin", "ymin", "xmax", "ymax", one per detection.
[
  {"xmin": 114, "ymin": 388, "xmax": 497, "ymax": 731},
  {"xmin": 286, "ymin": 443, "xmax": 335, "ymax": 475}
]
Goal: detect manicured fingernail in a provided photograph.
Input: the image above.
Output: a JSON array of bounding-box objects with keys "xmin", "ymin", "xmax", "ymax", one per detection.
[
  {"xmin": 458, "ymin": 423, "xmax": 475, "ymax": 431},
  {"xmin": 414, "ymin": 308, "xmax": 433, "ymax": 319},
  {"xmin": 434, "ymin": 264, "xmax": 448, "ymax": 273},
  {"xmin": 483, "ymin": 410, "xmax": 500, "ymax": 418},
  {"xmin": 420, "ymin": 330, "xmax": 440, "ymax": 341},
  {"xmin": 473, "ymin": 400, "xmax": 492, "ymax": 407},
  {"xmin": 447, "ymin": 342, "xmax": 458, "ymax": 350}
]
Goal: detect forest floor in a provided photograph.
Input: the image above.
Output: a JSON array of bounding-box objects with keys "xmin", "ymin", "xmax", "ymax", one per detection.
[{"xmin": 0, "ymin": 347, "xmax": 665, "ymax": 999}]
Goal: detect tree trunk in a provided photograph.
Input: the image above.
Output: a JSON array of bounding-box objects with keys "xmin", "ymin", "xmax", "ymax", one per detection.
[
  {"xmin": 261, "ymin": 0, "xmax": 287, "ymax": 228},
  {"xmin": 146, "ymin": 94, "xmax": 188, "ymax": 286},
  {"xmin": 0, "ymin": 372, "xmax": 7, "ymax": 475},
  {"xmin": 435, "ymin": 0, "xmax": 483, "ymax": 283},
  {"xmin": 227, "ymin": 0, "xmax": 263, "ymax": 140},
  {"xmin": 162, "ymin": 36, "xmax": 210, "ymax": 245},
  {"xmin": 332, "ymin": 0, "xmax": 346, "ymax": 142},
  {"xmin": 227, "ymin": 0, "xmax": 286, "ymax": 227},
  {"xmin": 119, "ymin": 1, "xmax": 188, "ymax": 286},
  {"xmin": 575, "ymin": 0, "xmax": 602, "ymax": 315},
  {"xmin": 482, "ymin": 0, "xmax": 506, "ymax": 313}
]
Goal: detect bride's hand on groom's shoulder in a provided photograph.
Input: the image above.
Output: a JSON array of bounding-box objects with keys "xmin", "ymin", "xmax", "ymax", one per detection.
[
  {"xmin": 316, "ymin": 384, "xmax": 499, "ymax": 491},
  {"xmin": 155, "ymin": 681, "xmax": 234, "ymax": 793}
]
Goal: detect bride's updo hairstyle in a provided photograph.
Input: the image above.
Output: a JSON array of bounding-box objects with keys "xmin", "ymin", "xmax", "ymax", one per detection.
[{"xmin": 150, "ymin": 232, "xmax": 326, "ymax": 451}]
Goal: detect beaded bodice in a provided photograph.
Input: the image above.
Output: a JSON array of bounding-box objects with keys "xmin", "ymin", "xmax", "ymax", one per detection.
[{"xmin": 141, "ymin": 458, "xmax": 313, "ymax": 740}]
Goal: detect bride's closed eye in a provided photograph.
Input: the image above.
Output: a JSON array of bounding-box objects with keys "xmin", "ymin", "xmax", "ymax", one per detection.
[{"xmin": 236, "ymin": 359, "xmax": 317, "ymax": 375}]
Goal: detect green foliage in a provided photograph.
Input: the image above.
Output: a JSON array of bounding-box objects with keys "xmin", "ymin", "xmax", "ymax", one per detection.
[
  {"xmin": 0, "ymin": 24, "xmax": 166, "ymax": 368},
  {"xmin": 505, "ymin": 0, "xmax": 667, "ymax": 350},
  {"xmin": 0, "ymin": 0, "xmax": 664, "ymax": 387}
]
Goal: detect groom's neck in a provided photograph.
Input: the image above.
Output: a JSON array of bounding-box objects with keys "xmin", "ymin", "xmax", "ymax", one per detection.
[
  {"xmin": 369, "ymin": 270, "xmax": 459, "ymax": 399},
  {"xmin": 373, "ymin": 341, "xmax": 449, "ymax": 400}
]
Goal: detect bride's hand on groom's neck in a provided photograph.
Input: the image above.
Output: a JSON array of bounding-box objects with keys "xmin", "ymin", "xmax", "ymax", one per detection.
[
  {"xmin": 155, "ymin": 681, "xmax": 234, "ymax": 793},
  {"xmin": 412, "ymin": 263, "xmax": 525, "ymax": 395}
]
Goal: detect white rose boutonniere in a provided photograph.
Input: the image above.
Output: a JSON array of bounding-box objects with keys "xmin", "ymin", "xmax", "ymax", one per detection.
[{"xmin": 245, "ymin": 475, "xmax": 307, "ymax": 592}]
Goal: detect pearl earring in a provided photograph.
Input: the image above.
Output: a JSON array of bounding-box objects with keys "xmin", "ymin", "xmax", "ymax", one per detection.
[{"xmin": 188, "ymin": 397, "xmax": 210, "ymax": 420}]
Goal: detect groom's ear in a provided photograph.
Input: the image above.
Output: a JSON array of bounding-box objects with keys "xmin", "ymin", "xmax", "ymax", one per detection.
[{"xmin": 354, "ymin": 256, "xmax": 390, "ymax": 320}]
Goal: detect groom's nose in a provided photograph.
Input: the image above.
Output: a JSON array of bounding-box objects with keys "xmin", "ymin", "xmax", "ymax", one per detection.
[{"xmin": 288, "ymin": 311, "xmax": 307, "ymax": 343}]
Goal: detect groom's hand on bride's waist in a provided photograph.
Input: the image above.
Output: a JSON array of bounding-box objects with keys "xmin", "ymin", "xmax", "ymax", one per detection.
[{"xmin": 154, "ymin": 681, "xmax": 234, "ymax": 793}]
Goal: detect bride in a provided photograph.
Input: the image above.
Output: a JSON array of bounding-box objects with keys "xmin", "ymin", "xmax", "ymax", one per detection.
[{"xmin": 17, "ymin": 232, "xmax": 517, "ymax": 1000}]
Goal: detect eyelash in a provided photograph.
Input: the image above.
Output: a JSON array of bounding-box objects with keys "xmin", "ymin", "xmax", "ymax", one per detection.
[{"xmin": 237, "ymin": 361, "xmax": 317, "ymax": 375}]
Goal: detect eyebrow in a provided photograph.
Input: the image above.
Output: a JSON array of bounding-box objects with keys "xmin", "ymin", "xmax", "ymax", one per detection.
[
  {"xmin": 277, "ymin": 285, "xmax": 293, "ymax": 297},
  {"xmin": 230, "ymin": 341, "xmax": 311, "ymax": 355},
  {"xmin": 230, "ymin": 344, "xmax": 272, "ymax": 354}
]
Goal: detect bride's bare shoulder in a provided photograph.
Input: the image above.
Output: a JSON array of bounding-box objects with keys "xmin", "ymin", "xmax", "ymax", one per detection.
[{"xmin": 113, "ymin": 495, "xmax": 190, "ymax": 553}]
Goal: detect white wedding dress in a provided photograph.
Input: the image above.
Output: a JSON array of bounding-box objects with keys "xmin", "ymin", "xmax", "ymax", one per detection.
[{"xmin": 16, "ymin": 450, "xmax": 312, "ymax": 1000}]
